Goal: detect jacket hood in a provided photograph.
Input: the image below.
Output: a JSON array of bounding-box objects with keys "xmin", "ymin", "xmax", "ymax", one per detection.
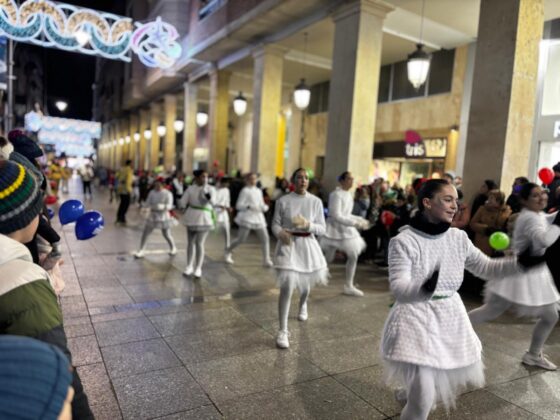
[{"xmin": 0, "ymin": 234, "xmax": 33, "ymax": 266}]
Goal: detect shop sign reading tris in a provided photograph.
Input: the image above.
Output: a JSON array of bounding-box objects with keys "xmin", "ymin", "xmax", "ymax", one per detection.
[
  {"xmin": 404, "ymin": 130, "xmax": 447, "ymax": 158},
  {"xmin": 0, "ymin": 0, "xmax": 181, "ymax": 69}
]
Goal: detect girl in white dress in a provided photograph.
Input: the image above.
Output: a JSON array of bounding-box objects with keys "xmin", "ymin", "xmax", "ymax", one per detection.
[
  {"xmin": 321, "ymin": 171, "xmax": 369, "ymax": 296},
  {"xmin": 469, "ymin": 182, "xmax": 560, "ymax": 370},
  {"xmin": 272, "ymin": 168, "xmax": 328, "ymax": 349},
  {"xmin": 225, "ymin": 173, "xmax": 273, "ymax": 266},
  {"xmin": 381, "ymin": 179, "xmax": 536, "ymax": 419},
  {"xmin": 179, "ymin": 170, "xmax": 216, "ymax": 278},
  {"xmin": 134, "ymin": 180, "xmax": 176, "ymax": 258},
  {"xmin": 215, "ymin": 177, "xmax": 232, "ymax": 259}
]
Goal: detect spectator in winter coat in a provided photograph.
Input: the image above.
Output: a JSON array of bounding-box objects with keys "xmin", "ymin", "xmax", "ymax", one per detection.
[
  {"xmin": 0, "ymin": 160, "xmax": 92, "ymax": 418},
  {"xmin": 470, "ymin": 189, "xmax": 511, "ymax": 256}
]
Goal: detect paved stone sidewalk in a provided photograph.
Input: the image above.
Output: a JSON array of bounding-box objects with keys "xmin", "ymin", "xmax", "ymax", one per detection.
[{"xmin": 55, "ymin": 181, "xmax": 560, "ymax": 419}]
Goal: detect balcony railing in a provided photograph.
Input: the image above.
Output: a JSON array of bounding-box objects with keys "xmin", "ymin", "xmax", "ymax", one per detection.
[{"xmin": 198, "ymin": 0, "xmax": 227, "ymax": 20}]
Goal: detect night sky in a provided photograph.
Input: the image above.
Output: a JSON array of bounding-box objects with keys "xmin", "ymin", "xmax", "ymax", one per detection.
[{"xmin": 26, "ymin": 0, "xmax": 126, "ymax": 120}]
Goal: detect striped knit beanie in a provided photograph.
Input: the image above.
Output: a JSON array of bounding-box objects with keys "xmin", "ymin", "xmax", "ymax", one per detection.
[
  {"xmin": 0, "ymin": 335, "xmax": 72, "ymax": 420},
  {"xmin": 0, "ymin": 160, "xmax": 44, "ymax": 234}
]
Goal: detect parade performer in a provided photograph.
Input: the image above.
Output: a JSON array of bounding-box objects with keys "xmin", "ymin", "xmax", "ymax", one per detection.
[
  {"xmin": 134, "ymin": 179, "xmax": 177, "ymax": 258},
  {"xmin": 215, "ymin": 177, "xmax": 233, "ymax": 261},
  {"xmin": 469, "ymin": 182, "xmax": 560, "ymax": 371},
  {"xmin": 225, "ymin": 173, "xmax": 273, "ymax": 266},
  {"xmin": 179, "ymin": 170, "xmax": 216, "ymax": 278},
  {"xmin": 272, "ymin": 168, "xmax": 328, "ymax": 349},
  {"xmin": 321, "ymin": 171, "xmax": 369, "ymax": 296},
  {"xmin": 381, "ymin": 179, "xmax": 536, "ymax": 419}
]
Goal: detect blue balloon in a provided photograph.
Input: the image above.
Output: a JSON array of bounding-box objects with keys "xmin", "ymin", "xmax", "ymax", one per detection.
[
  {"xmin": 47, "ymin": 208, "xmax": 55, "ymax": 219},
  {"xmin": 75, "ymin": 211, "xmax": 104, "ymax": 240},
  {"xmin": 59, "ymin": 200, "xmax": 85, "ymax": 225}
]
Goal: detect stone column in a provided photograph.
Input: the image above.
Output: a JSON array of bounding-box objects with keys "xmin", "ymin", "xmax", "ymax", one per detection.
[
  {"xmin": 163, "ymin": 94, "xmax": 177, "ymax": 171},
  {"xmin": 251, "ymin": 44, "xmax": 285, "ymax": 188},
  {"xmin": 183, "ymin": 82, "xmax": 198, "ymax": 174},
  {"xmin": 150, "ymin": 102, "xmax": 162, "ymax": 170},
  {"xmin": 462, "ymin": 0, "xmax": 543, "ymax": 201},
  {"xmin": 129, "ymin": 113, "xmax": 139, "ymax": 169},
  {"xmin": 139, "ymin": 108, "xmax": 150, "ymax": 171},
  {"xmin": 209, "ymin": 69, "xmax": 231, "ymax": 171},
  {"xmin": 323, "ymin": 0, "xmax": 393, "ymax": 191},
  {"xmin": 116, "ymin": 121, "xmax": 124, "ymax": 168}
]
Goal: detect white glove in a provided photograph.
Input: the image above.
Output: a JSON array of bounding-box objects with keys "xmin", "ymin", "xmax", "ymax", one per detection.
[
  {"xmin": 278, "ymin": 229, "xmax": 292, "ymax": 246},
  {"xmin": 262, "ymin": 204, "xmax": 270, "ymax": 213},
  {"xmin": 156, "ymin": 203, "xmax": 166, "ymax": 211},
  {"xmin": 356, "ymin": 219, "xmax": 370, "ymax": 230},
  {"xmin": 292, "ymin": 214, "xmax": 310, "ymax": 230}
]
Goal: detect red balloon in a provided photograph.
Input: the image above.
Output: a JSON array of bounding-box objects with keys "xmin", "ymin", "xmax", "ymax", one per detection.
[
  {"xmin": 538, "ymin": 167, "xmax": 554, "ymax": 185},
  {"xmin": 213, "ymin": 160, "xmax": 219, "ymax": 167},
  {"xmin": 45, "ymin": 195, "xmax": 57, "ymax": 205},
  {"xmin": 381, "ymin": 210, "xmax": 395, "ymax": 227},
  {"xmin": 217, "ymin": 170, "xmax": 225, "ymax": 178}
]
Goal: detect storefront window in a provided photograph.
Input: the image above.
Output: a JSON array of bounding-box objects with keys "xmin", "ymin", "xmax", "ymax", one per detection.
[{"xmin": 538, "ymin": 141, "xmax": 560, "ymax": 171}]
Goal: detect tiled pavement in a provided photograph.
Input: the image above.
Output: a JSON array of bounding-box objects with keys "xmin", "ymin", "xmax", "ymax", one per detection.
[{"xmin": 55, "ymin": 180, "xmax": 560, "ymax": 419}]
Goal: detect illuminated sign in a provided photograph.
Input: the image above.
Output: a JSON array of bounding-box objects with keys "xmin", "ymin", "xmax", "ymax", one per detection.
[{"xmin": 0, "ymin": 0, "xmax": 181, "ymax": 68}]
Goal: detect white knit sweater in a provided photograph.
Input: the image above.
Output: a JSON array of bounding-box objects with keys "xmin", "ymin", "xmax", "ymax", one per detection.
[
  {"xmin": 381, "ymin": 226, "xmax": 520, "ymax": 369},
  {"xmin": 325, "ymin": 187, "xmax": 364, "ymax": 240}
]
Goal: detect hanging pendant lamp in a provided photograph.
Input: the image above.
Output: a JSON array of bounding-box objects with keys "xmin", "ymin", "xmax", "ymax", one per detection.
[
  {"xmin": 407, "ymin": 0, "xmax": 431, "ymax": 89},
  {"xmin": 293, "ymin": 32, "xmax": 311, "ymax": 110}
]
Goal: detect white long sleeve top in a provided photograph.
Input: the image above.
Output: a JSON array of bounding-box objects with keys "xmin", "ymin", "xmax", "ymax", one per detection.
[
  {"xmin": 381, "ymin": 226, "xmax": 520, "ymax": 370},
  {"xmin": 234, "ymin": 186, "xmax": 269, "ymax": 229},
  {"xmin": 486, "ymin": 209, "xmax": 560, "ymax": 306},
  {"xmin": 144, "ymin": 189, "xmax": 173, "ymax": 224},
  {"xmin": 325, "ymin": 187, "xmax": 364, "ymax": 240},
  {"xmin": 179, "ymin": 184, "xmax": 216, "ymax": 228},
  {"xmin": 215, "ymin": 187, "xmax": 231, "ymax": 224},
  {"xmin": 272, "ymin": 192, "xmax": 327, "ymax": 273}
]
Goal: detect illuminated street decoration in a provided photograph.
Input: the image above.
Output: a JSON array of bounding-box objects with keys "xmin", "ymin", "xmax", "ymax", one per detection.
[
  {"xmin": 33, "ymin": 116, "xmax": 101, "ymax": 157},
  {"xmin": 0, "ymin": 0, "xmax": 182, "ymax": 68}
]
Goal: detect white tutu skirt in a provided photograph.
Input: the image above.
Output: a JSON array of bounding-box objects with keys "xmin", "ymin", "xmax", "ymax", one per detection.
[
  {"xmin": 320, "ymin": 235, "xmax": 366, "ymax": 257},
  {"xmin": 276, "ymin": 267, "xmax": 329, "ymax": 292},
  {"xmin": 383, "ymin": 359, "xmax": 485, "ymax": 410},
  {"xmin": 186, "ymin": 225, "xmax": 213, "ymax": 232}
]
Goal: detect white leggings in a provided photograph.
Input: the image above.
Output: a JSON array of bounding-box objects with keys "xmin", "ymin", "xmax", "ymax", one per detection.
[
  {"xmin": 139, "ymin": 225, "xmax": 175, "ymax": 251},
  {"xmin": 228, "ymin": 226, "xmax": 270, "ymax": 262},
  {"xmin": 186, "ymin": 229, "xmax": 210, "ymax": 271},
  {"xmin": 278, "ymin": 279, "xmax": 310, "ymax": 332},
  {"xmin": 400, "ymin": 366, "xmax": 435, "ymax": 420},
  {"xmin": 468, "ymin": 294, "xmax": 559, "ymax": 355},
  {"xmin": 217, "ymin": 220, "xmax": 231, "ymax": 250},
  {"xmin": 324, "ymin": 246, "xmax": 359, "ymax": 288}
]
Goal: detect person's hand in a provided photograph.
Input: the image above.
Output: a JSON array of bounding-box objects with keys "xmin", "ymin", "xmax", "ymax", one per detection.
[
  {"xmin": 278, "ymin": 230, "xmax": 292, "ymax": 246},
  {"xmin": 356, "ymin": 219, "xmax": 371, "ymax": 230},
  {"xmin": 292, "ymin": 214, "xmax": 310, "ymax": 230},
  {"xmin": 421, "ymin": 269, "xmax": 439, "ymax": 294},
  {"xmin": 517, "ymin": 248, "xmax": 546, "ymax": 269}
]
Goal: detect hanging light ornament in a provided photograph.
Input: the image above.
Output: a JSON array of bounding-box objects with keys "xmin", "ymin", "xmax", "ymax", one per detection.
[
  {"xmin": 173, "ymin": 119, "xmax": 184, "ymax": 133},
  {"xmin": 157, "ymin": 122, "xmax": 166, "ymax": 137},
  {"xmin": 196, "ymin": 112, "xmax": 208, "ymax": 127},
  {"xmin": 293, "ymin": 32, "xmax": 311, "ymax": 110},
  {"xmin": 144, "ymin": 129, "xmax": 152, "ymax": 140},
  {"xmin": 407, "ymin": 0, "xmax": 431, "ymax": 89},
  {"xmin": 233, "ymin": 92, "xmax": 247, "ymax": 116},
  {"xmin": 133, "ymin": 132, "xmax": 140, "ymax": 142}
]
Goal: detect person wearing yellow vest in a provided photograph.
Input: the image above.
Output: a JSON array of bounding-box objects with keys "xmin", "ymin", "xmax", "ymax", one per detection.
[{"xmin": 116, "ymin": 160, "xmax": 133, "ymax": 225}]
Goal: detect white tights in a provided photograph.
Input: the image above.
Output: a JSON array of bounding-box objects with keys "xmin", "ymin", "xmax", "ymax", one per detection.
[
  {"xmin": 278, "ymin": 279, "xmax": 310, "ymax": 332},
  {"xmin": 139, "ymin": 225, "xmax": 175, "ymax": 251},
  {"xmin": 324, "ymin": 246, "xmax": 359, "ymax": 288},
  {"xmin": 468, "ymin": 294, "xmax": 559, "ymax": 355},
  {"xmin": 186, "ymin": 229, "xmax": 209, "ymax": 272},
  {"xmin": 400, "ymin": 366, "xmax": 435, "ymax": 420},
  {"xmin": 228, "ymin": 226, "xmax": 270, "ymax": 262},
  {"xmin": 218, "ymin": 221, "xmax": 231, "ymax": 250}
]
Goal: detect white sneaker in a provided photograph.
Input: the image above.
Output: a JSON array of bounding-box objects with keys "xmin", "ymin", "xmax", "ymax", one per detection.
[
  {"xmin": 394, "ymin": 389, "xmax": 407, "ymax": 407},
  {"xmin": 276, "ymin": 330, "xmax": 290, "ymax": 349},
  {"xmin": 134, "ymin": 250, "xmax": 145, "ymax": 259},
  {"xmin": 225, "ymin": 252, "xmax": 234, "ymax": 264},
  {"xmin": 169, "ymin": 247, "xmax": 177, "ymax": 256},
  {"xmin": 264, "ymin": 259, "xmax": 274, "ymax": 268},
  {"xmin": 522, "ymin": 351, "xmax": 557, "ymax": 370},
  {"xmin": 343, "ymin": 285, "xmax": 364, "ymax": 297},
  {"xmin": 193, "ymin": 268, "xmax": 202, "ymax": 278},
  {"xmin": 183, "ymin": 267, "xmax": 193, "ymax": 277},
  {"xmin": 298, "ymin": 302, "xmax": 308, "ymax": 322}
]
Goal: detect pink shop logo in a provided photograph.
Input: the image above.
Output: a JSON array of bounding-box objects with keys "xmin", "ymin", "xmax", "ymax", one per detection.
[{"xmin": 405, "ymin": 130, "xmax": 422, "ymax": 144}]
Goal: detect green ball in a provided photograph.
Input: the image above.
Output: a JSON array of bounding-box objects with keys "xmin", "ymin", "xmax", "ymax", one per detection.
[{"xmin": 489, "ymin": 232, "xmax": 510, "ymax": 251}]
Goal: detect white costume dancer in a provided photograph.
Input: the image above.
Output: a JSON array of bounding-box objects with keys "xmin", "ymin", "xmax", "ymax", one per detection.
[
  {"xmin": 321, "ymin": 172, "xmax": 368, "ymax": 296},
  {"xmin": 273, "ymin": 168, "xmax": 328, "ymax": 349},
  {"xmin": 215, "ymin": 179, "xmax": 232, "ymax": 256},
  {"xmin": 179, "ymin": 170, "xmax": 216, "ymax": 278},
  {"xmin": 469, "ymin": 183, "xmax": 560, "ymax": 370},
  {"xmin": 381, "ymin": 180, "xmax": 526, "ymax": 419},
  {"xmin": 134, "ymin": 181, "xmax": 176, "ymax": 258},
  {"xmin": 226, "ymin": 173, "xmax": 272, "ymax": 266}
]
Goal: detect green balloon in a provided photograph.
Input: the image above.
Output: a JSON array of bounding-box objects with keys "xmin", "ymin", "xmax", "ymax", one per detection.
[
  {"xmin": 306, "ymin": 168, "xmax": 315, "ymax": 179},
  {"xmin": 489, "ymin": 232, "xmax": 510, "ymax": 251}
]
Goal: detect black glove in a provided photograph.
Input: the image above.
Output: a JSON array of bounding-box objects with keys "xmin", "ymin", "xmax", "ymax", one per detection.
[
  {"xmin": 204, "ymin": 192, "xmax": 211, "ymax": 200},
  {"xmin": 517, "ymin": 247, "xmax": 546, "ymax": 268},
  {"xmin": 421, "ymin": 269, "xmax": 439, "ymax": 294},
  {"xmin": 553, "ymin": 211, "xmax": 560, "ymax": 227},
  {"xmin": 484, "ymin": 227, "xmax": 499, "ymax": 236}
]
